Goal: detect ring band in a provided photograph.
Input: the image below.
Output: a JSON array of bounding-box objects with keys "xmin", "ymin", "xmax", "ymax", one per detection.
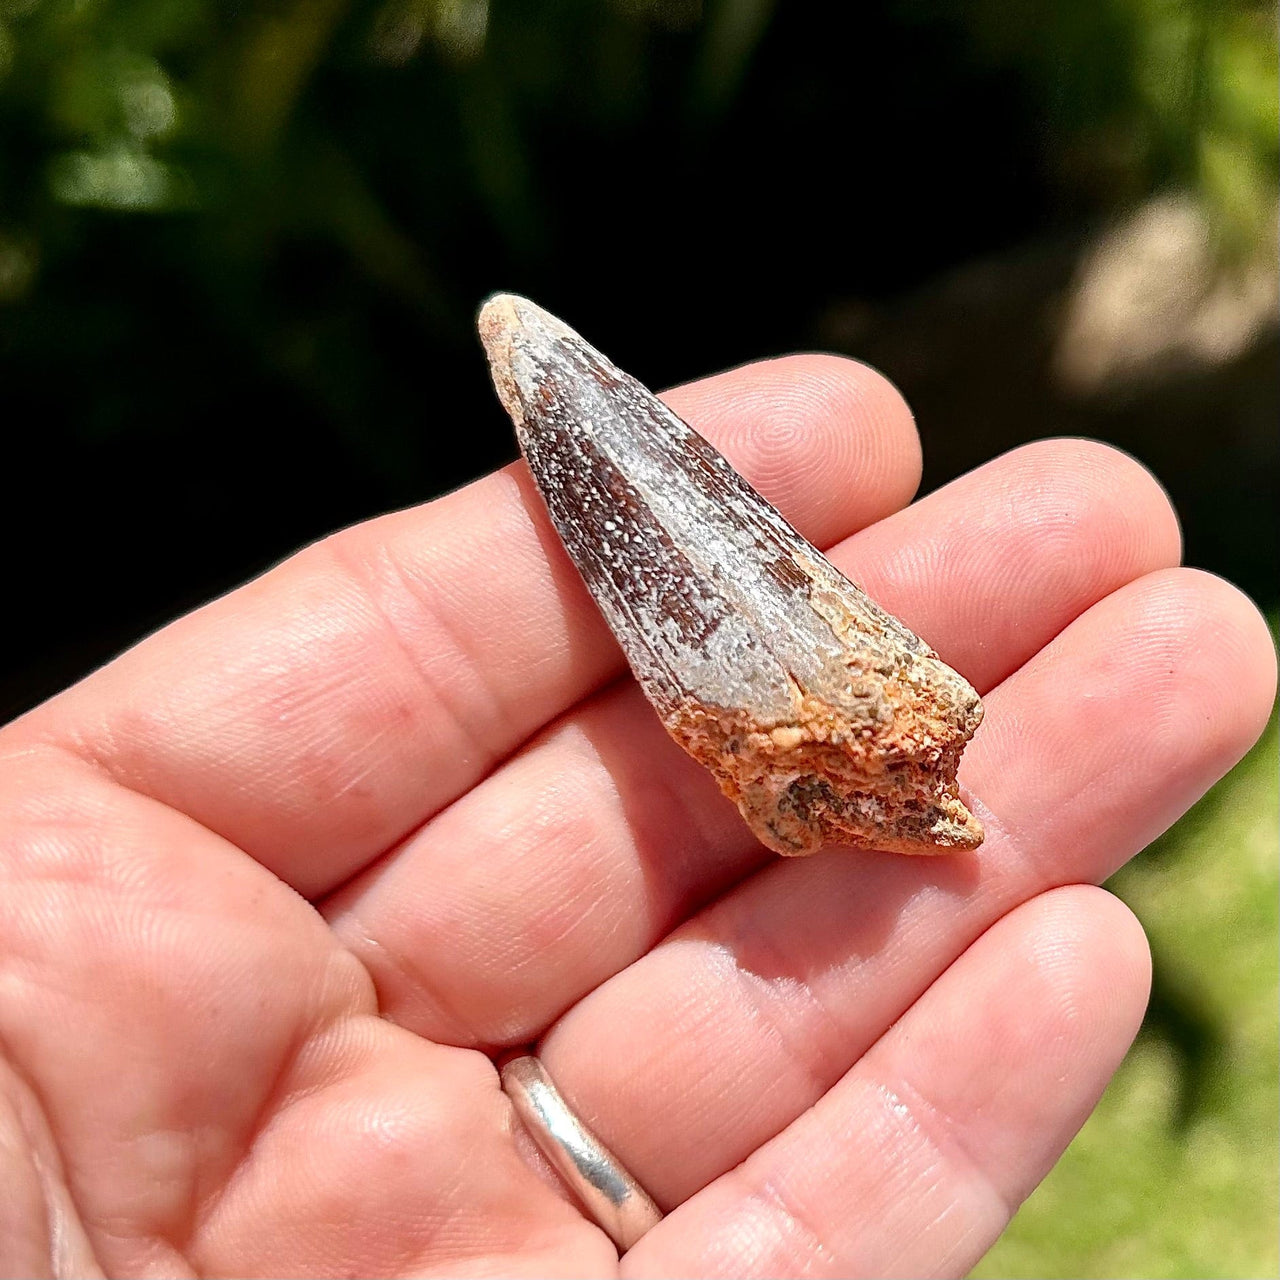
[{"xmin": 500, "ymin": 1055, "xmax": 663, "ymax": 1251}]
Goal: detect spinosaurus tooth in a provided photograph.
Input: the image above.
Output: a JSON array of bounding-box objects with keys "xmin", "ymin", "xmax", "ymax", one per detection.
[{"xmin": 477, "ymin": 293, "xmax": 983, "ymax": 857}]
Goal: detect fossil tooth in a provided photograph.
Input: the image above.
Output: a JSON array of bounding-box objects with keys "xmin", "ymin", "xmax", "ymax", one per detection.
[{"xmin": 478, "ymin": 293, "xmax": 983, "ymax": 856}]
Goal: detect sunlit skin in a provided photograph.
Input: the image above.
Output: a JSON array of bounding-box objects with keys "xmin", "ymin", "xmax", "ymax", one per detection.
[{"xmin": 1, "ymin": 356, "xmax": 1274, "ymax": 1278}]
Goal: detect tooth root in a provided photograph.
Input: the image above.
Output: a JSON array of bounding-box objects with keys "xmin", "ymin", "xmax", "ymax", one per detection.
[{"xmin": 478, "ymin": 293, "xmax": 984, "ymax": 857}]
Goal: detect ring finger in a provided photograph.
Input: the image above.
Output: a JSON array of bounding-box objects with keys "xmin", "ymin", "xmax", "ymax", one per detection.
[{"xmin": 624, "ymin": 885, "xmax": 1152, "ymax": 1278}]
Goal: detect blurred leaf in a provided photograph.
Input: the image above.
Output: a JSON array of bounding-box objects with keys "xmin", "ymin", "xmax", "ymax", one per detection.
[
  {"xmin": 0, "ymin": 225, "xmax": 36, "ymax": 299},
  {"xmin": 691, "ymin": 0, "xmax": 775, "ymax": 117},
  {"xmin": 231, "ymin": 0, "xmax": 350, "ymax": 154},
  {"xmin": 48, "ymin": 141, "xmax": 182, "ymax": 209}
]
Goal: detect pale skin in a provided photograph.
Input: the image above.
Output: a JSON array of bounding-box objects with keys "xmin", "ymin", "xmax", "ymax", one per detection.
[{"xmin": 1, "ymin": 355, "xmax": 1275, "ymax": 1279}]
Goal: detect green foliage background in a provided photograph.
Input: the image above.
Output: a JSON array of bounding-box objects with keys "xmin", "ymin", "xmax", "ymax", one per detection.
[
  {"xmin": 1, "ymin": 2, "xmax": 1276, "ymax": 1275},
  {"xmin": 976, "ymin": 697, "xmax": 1279, "ymax": 1279}
]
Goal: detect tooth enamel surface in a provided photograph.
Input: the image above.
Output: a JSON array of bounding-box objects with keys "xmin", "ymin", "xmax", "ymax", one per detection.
[{"xmin": 479, "ymin": 293, "xmax": 984, "ymax": 857}]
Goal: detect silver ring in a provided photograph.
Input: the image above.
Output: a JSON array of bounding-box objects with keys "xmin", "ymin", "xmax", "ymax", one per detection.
[{"xmin": 501, "ymin": 1054, "xmax": 663, "ymax": 1251}]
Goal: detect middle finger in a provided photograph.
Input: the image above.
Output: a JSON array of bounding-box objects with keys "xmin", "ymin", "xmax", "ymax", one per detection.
[{"xmin": 325, "ymin": 440, "xmax": 1179, "ymax": 1045}]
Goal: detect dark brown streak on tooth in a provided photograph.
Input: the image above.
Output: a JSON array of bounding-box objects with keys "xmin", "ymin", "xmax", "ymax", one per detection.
[
  {"xmin": 513, "ymin": 358, "xmax": 722, "ymax": 714},
  {"xmin": 478, "ymin": 292, "xmax": 984, "ymax": 858}
]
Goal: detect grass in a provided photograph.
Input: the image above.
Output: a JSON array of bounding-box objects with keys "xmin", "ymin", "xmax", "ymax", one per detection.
[{"xmin": 974, "ymin": 700, "xmax": 1279, "ymax": 1279}]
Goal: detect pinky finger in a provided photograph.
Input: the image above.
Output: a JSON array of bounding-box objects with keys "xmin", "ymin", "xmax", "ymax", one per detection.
[{"xmin": 623, "ymin": 885, "xmax": 1151, "ymax": 1279}]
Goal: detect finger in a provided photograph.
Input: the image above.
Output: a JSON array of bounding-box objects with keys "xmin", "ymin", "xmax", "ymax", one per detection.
[
  {"xmin": 623, "ymin": 886, "xmax": 1151, "ymax": 1279},
  {"xmin": 192, "ymin": 1019, "xmax": 616, "ymax": 1278},
  {"xmin": 325, "ymin": 440, "xmax": 1181, "ymax": 1046},
  {"xmin": 22, "ymin": 357, "xmax": 921, "ymax": 898},
  {"xmin": 0, "ymin": 748, "xmax": 612, "ymax": 1278},
  {"xmin": 0, "ymin": 1057, "xmax": 102, "ymax": 1279},
  {"xmin": 837, "ymin": 438, "xmax": 1181, "ymax": 692},
  {"xmin": 531, "ymin": 568, "xmax": 1275, "ymax": 1207}
]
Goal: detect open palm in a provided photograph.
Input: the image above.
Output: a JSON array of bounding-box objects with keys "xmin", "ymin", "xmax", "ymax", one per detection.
[{"xmin": 2, "ymin": 355, "xmax": 1273, "ymax": 1278}]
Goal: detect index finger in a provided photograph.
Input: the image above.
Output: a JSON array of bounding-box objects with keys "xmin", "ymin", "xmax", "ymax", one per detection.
[{"xmin": 15, "ymin": 355, "xmax": 923, "ymax": 897}]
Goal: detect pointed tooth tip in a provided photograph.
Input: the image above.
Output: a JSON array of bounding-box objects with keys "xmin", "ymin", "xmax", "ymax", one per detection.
[
  {"xmin": 477, "ymin": 293, "xmax": 523, "ymax": 364},
  {"xmin": 477, "ymin": 293, "xmax": 574, "ymax": 422},
  {"xmin": 477, "ymin": 290, "xmax": 525, "ymax": 330},
  {"xmin": 478, "ymin": 292, "xmax": 584, "ymax": 360},
  {"xmin": 478, "ymin": 291, "xmax": 557, "ymax": 339}
]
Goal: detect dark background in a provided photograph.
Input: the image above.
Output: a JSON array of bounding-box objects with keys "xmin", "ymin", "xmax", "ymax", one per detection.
[{"xmin": 1, "ymin": 0, "xmax": 1275, "ymax": 722}]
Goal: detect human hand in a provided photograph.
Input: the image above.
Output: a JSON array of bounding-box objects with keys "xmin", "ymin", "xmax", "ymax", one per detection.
[{"xmin": 2, "ymin": 356, "xmax": 1274, "ymax": 1278}]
